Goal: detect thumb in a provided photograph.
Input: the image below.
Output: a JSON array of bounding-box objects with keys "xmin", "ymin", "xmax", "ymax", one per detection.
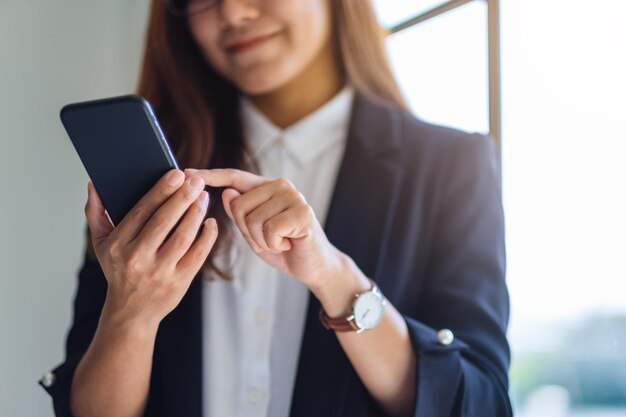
[
  {"xmin": 85, "ymin": 181, "xmax": 114, "ymax": 248},
  {"xmin": 221, "ymin": 188, "xmax": 241, "ymax": 221}
]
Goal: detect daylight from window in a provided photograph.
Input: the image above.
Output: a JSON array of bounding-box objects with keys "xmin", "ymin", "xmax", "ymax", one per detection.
[{"xmin": 374, "ymin": 1, "xmax": 626, "ymax": 416}]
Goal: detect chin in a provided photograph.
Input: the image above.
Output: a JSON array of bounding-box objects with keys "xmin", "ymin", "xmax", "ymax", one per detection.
[{"xmin": 231, "ymin": 64, "xmax": 299, "ymax": 96}]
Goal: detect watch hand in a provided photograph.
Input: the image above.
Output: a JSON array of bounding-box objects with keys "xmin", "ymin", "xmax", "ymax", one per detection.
[{"xmin": 361, "ymin": 309, "xmax": 370, "ymax": 320}]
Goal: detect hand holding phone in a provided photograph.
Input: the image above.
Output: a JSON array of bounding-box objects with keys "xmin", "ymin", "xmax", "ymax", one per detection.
[
  {"xmin": 85, "ymin": 168, "xmax": 217, "ymax": 325},
  {"xmin": 61, "ymin": 94, "xmax": 219, "ymax": 325}
]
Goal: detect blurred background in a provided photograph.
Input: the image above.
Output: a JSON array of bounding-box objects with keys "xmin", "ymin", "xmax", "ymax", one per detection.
[{"xmin": 1, "ymin": 1, "xmax": 625, "ymax": 416}]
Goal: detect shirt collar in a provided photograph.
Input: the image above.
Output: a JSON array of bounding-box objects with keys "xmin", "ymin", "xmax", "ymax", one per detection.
[{"xmin": 241, "ymin": 85, "xmax": 355, "ymax": 167}]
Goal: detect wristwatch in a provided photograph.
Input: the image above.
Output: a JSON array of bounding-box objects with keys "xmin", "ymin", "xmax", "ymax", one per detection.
[{"xmin": 318, "ymin": 279, "xmax": 386, "ymax": 333}]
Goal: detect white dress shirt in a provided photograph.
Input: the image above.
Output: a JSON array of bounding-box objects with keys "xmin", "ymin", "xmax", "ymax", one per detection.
[{"xmin": 202, "ymin": 86, "xmax": 355, "ymax": 417}]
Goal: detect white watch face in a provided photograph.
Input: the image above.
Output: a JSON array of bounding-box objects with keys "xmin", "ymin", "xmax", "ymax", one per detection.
[{"xmin": 353, "ymin": 291, "xmax": 384, "ymax": 330}]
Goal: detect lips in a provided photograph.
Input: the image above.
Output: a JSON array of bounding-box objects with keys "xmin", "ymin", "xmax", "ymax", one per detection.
[{"xmin": 225, "ymin": 32, "xmax": 280, "ymax": 54}]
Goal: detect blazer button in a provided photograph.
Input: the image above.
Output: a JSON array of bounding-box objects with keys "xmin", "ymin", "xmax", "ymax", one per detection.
[
  {"xmin": 437, "ymin": 329, "xmax": 454, "ymax": 346},
  {"xmin": 40, "ymin": 371, "xmax": 56, "ymax": 388}
]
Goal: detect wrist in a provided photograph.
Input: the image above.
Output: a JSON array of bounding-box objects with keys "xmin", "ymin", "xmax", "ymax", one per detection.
[
  {"xmin": 100, "ymin": 294, "xmax": 161, "ymax": 339},
  {"xmin": 310, "ymin": 252, "xmax": 371, "ymax": 318}
]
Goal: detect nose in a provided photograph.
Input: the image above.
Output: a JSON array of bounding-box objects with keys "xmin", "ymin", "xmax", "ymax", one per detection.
[{"xmin": 218, "ymin": 0, "xmax": 260, "ymax": 28}]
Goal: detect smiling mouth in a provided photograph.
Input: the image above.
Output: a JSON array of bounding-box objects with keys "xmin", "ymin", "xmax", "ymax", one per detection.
[{"xmin": 225, "ymin": 32, "xmax": 280, "ymax": 54}]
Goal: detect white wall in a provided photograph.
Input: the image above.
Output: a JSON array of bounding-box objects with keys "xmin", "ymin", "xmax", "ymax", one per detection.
[{"xmin": 0, "ymin": 1, "xmax": 150, "ymax": 415}]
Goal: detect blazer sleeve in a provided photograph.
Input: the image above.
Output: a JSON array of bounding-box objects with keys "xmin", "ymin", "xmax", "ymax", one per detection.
[
  {"xmin": 401, "ymin": 133, "xmax": 512, "ymax": 417},
  {"xmin": 38, "ymin": 243, "xmax": 108, "ymax": 417}
]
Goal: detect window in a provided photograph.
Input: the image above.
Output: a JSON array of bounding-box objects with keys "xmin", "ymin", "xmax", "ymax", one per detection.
[
  {"xmin": 380, "ymin": 0, "xmax": 489, "ymax": 134},
  {"xmin": 374, "ymin": 0, "xmax": 451, "ymax": 28},
  {"xmin": 375, "ymin": 1, "xmax": 626, "ymax": 415}
]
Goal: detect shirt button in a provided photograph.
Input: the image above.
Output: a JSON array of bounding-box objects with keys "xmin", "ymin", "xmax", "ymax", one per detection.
[
  {"xmin": 437, "ymin": 329, "xmax": 454, "ymax": 346},
  {"xmin": 254, "ymin": 308, "xmax": 268, "ymax": 324},
  {"xmin": 247, "ymin": 388, "xmax": 263, "ymax": 403},
  {"xmin": 40, "ymin": 371, "xmax": 56, "ymax": 388}
]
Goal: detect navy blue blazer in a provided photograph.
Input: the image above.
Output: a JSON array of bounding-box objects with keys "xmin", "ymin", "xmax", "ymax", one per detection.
[{"xmin": 40, "ymin": 94, "xmax": 512, "ymax": 417}]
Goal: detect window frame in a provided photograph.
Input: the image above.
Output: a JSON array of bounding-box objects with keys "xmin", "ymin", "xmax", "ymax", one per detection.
[{"xmin": 385, "ymin": 0, "xmax": 501, "ymax": 164}]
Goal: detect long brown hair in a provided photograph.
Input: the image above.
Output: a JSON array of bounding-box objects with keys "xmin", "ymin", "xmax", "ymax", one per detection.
[{"xmin": 133, "ymin": 0, "xmax": 406, "ymax": 281}]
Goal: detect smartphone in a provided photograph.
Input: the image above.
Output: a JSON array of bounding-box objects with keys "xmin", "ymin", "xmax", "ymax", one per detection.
[{"xmin": 61, "ymin": 95, "xmax": 179, "ymax": 226}]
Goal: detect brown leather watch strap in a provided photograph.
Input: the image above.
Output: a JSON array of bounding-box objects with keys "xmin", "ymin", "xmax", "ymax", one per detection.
[
  {"xmin": 318, "ymin": 306, "xmax": 359, "ymax": 332},
  {"xmin": 318, "ymin": 279, "xmax": 377, "ymax": 332}
]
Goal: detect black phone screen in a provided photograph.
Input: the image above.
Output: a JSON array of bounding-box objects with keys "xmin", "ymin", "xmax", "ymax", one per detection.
[{"xmin": 61, "ymin": 95, "xmax": 179, "ymax": 225}]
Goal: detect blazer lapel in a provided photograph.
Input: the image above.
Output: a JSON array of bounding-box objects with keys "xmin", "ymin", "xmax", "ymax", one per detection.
[{"xmin": 288, "ymin": 95, "xmax": 405, "ymax": 417}]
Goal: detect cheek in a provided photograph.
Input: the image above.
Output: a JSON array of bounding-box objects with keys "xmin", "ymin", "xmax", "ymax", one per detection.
[
  {"xmin": 291, "ymin": 0, "xmax": 330, "ymax": 42},
  {"xmin": 282, "ymin": 0, "xmax": 330, "ymax": 62},
  {"xmin": 295, "ymin": 4, "xmax": 331, "ymax": 58},
  {"xmin": 187, "ymin": 16, "xmax": 230, "ymax": 76}
]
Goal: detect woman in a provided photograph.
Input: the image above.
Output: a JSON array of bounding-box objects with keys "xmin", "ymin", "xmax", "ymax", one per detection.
[{"xmin": 39, "ymin": 0, "xmax": 512, "ymax": 416}]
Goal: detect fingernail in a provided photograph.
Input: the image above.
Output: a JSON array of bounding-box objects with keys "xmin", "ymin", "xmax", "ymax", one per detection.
[
  {"xmin": 205, "ymin": 218, "xmax": 216, "ymax": 230},
  {"xmin": 185, "ymin": 168, "xmax": 198, "ymax": 174},
  {"xmin": 167, "ymin": 170, "xmax": 184, "ymax": 186},
  {"xmin": 189, "ymin": 176, "xmax": 204, "ymax": 191},
  {"xmin": 198, "ymin": 191, "xmax": 208, "ymax": 207}
]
